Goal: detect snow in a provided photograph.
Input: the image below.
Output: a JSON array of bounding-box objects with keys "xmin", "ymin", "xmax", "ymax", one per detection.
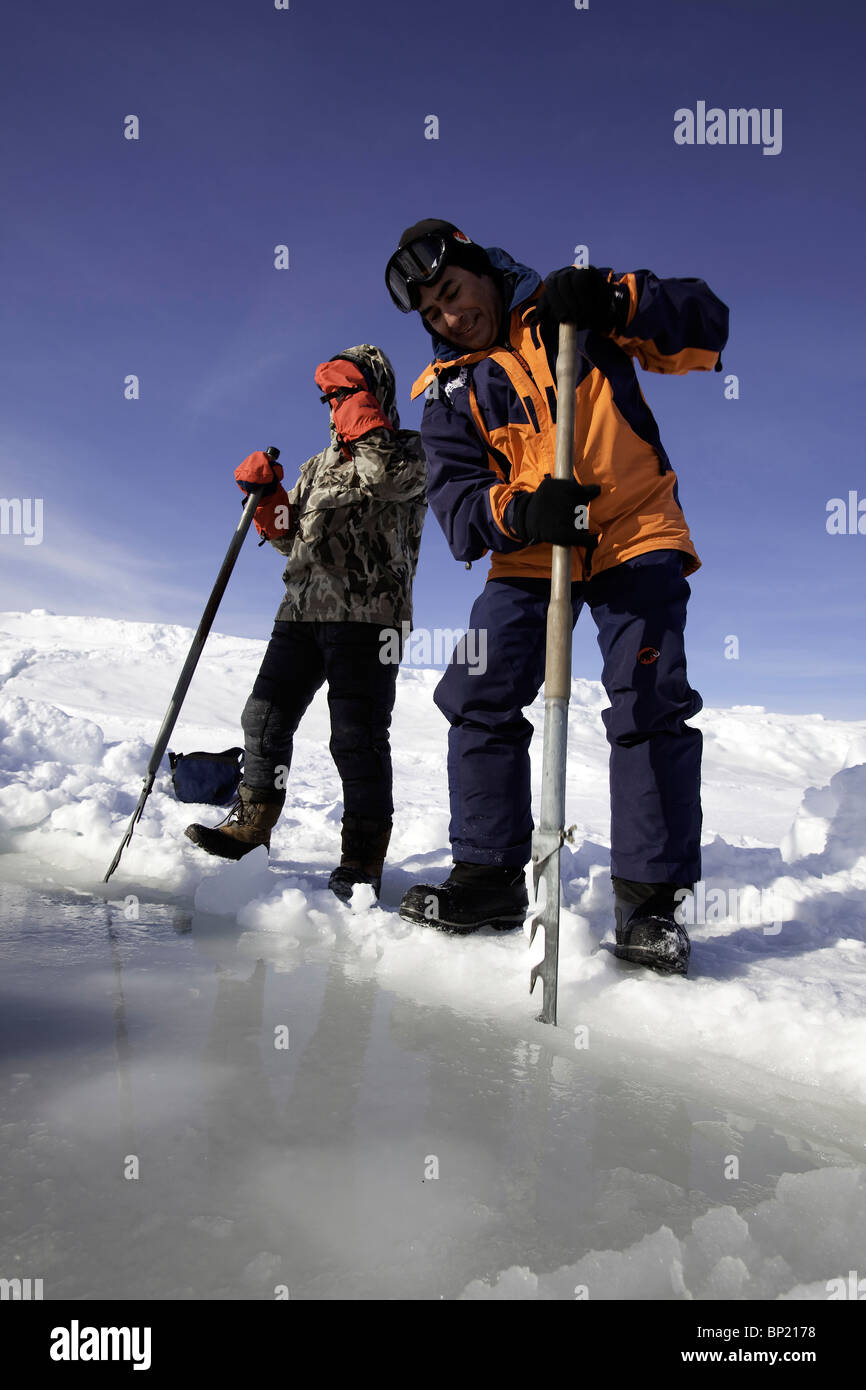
[
  {"xmin": 1, "ymin": 609, "xmax": 865, "ymax": 1300},
  {"xmin": 461, "ymin": 1169, "xmax": 866, "ymax": 1300}
]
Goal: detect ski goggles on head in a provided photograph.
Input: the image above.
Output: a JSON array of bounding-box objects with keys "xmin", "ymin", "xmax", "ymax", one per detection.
[{"xmin": 385, "ymin": 233, "xmax": 450, "ymax": 313}]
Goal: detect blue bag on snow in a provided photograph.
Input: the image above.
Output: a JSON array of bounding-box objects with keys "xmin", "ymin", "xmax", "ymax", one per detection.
[{"xmin": 168, "ymin": 747, "xmax": 244, "ymax": 806}]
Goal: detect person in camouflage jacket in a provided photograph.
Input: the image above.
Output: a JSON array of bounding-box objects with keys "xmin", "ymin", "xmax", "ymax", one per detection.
[
  {"xmin": 185, "ymin": 344, "xmax": 427, "ymax": 901},
  {"xmin": 272, "ymin": 421, "xmax": 425, "ymax": 628}
]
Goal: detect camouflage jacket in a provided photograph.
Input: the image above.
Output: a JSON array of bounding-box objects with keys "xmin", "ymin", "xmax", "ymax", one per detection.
[{"xmin": 269, "ymin": 428, "xmax": 427, "ymax": 626}]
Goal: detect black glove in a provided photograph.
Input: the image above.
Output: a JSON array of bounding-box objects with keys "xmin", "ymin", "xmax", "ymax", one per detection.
[
  {"xmin": 509, "ymin": 477, "xmax": 601, "ymax": 547},
  {"xmin": 535, "ymin": 266, "xmax": 628, "ymax": 333}
]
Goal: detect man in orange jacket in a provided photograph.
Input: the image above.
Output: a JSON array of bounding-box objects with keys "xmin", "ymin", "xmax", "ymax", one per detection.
[{"xmin": 385, "ymin": 220, "xmax": 729, "ymax": 974}]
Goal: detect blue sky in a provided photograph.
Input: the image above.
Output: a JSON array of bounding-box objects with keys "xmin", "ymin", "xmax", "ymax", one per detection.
[{"xmin": 1, "ymin": 0, "xmax": 864, "ymax": 717}]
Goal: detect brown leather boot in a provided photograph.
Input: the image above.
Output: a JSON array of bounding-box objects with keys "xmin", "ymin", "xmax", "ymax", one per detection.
[
  {"xmin": 328, "ymin": 815, "xmax": 392, "ymax": 902},
  {"xmin": 185, "ymin": 784, "xmax": 285, "ymax": 861}
]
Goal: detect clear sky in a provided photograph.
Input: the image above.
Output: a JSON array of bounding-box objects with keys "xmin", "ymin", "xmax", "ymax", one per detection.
[{"xmin": 1, "ymin": 0, "xmax": 864, "ymax": 717}]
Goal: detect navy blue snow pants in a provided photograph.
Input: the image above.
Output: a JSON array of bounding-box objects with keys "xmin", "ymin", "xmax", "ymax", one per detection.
[{"xmin": 434, "ymin": 550, "xmax": 703, "ymax": 884}]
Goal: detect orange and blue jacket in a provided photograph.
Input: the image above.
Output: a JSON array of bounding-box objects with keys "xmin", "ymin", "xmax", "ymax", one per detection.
[{"xmin": 410, "ymin": 248, "xmax": 729, "ymax": 581}]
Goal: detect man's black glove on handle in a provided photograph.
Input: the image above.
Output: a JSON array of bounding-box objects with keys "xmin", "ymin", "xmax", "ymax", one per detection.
[
  {"xmin": 535, "ymin": 266, "xmax": 629, "ymax": 334},
  {"xmin": 509, "ymin": 477, "xmax": 601, "ymax": 548}
]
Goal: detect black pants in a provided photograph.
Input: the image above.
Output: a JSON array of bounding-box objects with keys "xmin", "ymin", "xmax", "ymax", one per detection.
[{"xmin": 241, "ymin": 621, "xmax": 400, "ymax": 820}]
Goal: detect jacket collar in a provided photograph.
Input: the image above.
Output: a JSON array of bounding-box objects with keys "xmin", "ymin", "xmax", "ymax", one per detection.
[{"xmin": 411, "ymin": 247, "xmax": 542, "ymax": 399}]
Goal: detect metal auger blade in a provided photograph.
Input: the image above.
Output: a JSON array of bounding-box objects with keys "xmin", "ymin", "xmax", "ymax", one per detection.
[
  {"xmin": 529, "ymin": 909, "xmax": 542, "ymax": 949},
  {"xmin": 529, "ymin": 827, "xmax": 563, "ymax": 1023}
]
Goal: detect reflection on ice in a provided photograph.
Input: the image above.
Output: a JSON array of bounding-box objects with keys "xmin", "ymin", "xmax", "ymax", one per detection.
[{"xmin": 0, "ymin": 882, "xmax": 864, "ymax": 1301}]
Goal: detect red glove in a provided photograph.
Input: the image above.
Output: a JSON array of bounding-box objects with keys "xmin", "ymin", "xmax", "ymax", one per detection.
[
  {"xmin": 251, "ymin": 489, "xmax": 292, "ymax": 542},
  {"xmin": 235, "ymin": 450, "xmax": 284, "ymax": 494},
  {"xmin": 314, "ymin": 359, "xmax": 393, "ymax": 444},
  {"xmin": 234, "ymin": 452, "xmax": 292, "ymax": 542}
]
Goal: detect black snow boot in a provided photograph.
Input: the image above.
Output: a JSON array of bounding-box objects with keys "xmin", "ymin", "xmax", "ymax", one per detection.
[
  {"xmin": 185, "ymin": 784, "xmax": 285, "ymax": 860},
  {"xmin": 612, "ymin": 877, "xmax": 691, "ymax": 976},
  {"xmin": 399, "ymin": 862, "xmax": 528, "ymax": 935},
  {"xmin": 328, "ymin": 815, "xmax": 392, "ymax": 903}
]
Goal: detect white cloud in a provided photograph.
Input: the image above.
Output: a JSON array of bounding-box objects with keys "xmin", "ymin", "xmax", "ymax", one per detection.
[{"xmin": 0, "ymin": 512, "xmax": 200, "ymax": 620}]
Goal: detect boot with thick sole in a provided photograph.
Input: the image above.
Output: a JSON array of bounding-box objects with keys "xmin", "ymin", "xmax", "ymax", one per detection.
[
  {"xmin": 612, "ymin": 877, "xmax": 691, "ymax": 976},
  {"xmin": 399, "ymin": 862, "xmax": 528, "ymax": 935},
  {"xmin": 328, "ymin": 815, "xmax": 392, "ymax": 903},
  {"xmin": 185, "ymin": 783, "xmax": 285, "ymax": 861}
]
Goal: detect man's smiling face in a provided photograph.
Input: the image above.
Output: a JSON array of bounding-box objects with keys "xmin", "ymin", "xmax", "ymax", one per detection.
[{"xmin": 417, "ymin": 267, "xmax": 502, "ymax": 351}]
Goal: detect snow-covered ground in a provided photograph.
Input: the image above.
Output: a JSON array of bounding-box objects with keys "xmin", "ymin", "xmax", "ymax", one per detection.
[{"xmin": 1, "ymin": 610, "xmax": 865, "ymax": 1300}]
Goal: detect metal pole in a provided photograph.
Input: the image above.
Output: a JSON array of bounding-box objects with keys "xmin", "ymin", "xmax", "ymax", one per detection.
[
  {"xmin": 530, "ymin": 325, "xmax": 578, "ymax": 1024},
  {"xmin": 103, "ymin": 448, "xmax": 280, "ymax": 882}
]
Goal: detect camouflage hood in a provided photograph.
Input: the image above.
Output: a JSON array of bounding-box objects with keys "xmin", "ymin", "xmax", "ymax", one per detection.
[{"xmin": 328, "ymin": 343, "xmax": 401, "ymax": 432}]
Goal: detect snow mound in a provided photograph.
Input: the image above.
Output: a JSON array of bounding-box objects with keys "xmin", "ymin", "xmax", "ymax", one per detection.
[
  {"xmin": 1, "ymin": 610, "xmax": 866, "ymax": 1111},
  {"xmin": 460, "ymin": 1166, "xmax": 866, "ymax": 1301},
  {"xmin": 781, "ymin": 763, "xmax": 866, "ymax": 870},
  {"xmin": 0, "ymin": 692, "xmax": 104, "ymax": 770}
]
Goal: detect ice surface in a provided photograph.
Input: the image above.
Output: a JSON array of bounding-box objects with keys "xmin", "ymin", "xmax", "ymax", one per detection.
[
  {"xmin": 1, "ymin": 882, "xmax": 863, "ymax": 1300},
  {"xmin": 193, "ymin": 846, "xmax": 276, "ymax": 917},
  {"xmin": 461, "ymin": 1165, "xmax": 866, "ymax": 1299},
  {"xmin": 1, "ymin": 611, "xmax": 865, "ymax": 1299}
]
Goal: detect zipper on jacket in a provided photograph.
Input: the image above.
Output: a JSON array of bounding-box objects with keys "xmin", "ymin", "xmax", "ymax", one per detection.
[
  {"xmin": 504, "ymin": 341, "xmax": 598, "ymax": 579},
  {"xmin": 502, "ymin": 345, "xmax": 550, "ymax": 436}
]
